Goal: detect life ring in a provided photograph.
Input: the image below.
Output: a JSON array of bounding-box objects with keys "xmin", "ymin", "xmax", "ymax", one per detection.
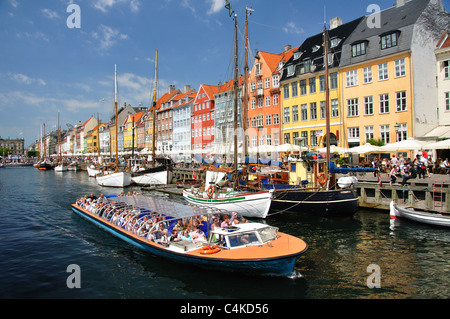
[
  {"xmin": 318, "ymin": 172, "xmax": 327, "ymax": 186},
  {"xmin": 206, "ymin": 185, "xmax": 215, "ymax": 198},
  {"xmin": 200, "ymin": 246, "xmax": 221, "ymax": 254}
]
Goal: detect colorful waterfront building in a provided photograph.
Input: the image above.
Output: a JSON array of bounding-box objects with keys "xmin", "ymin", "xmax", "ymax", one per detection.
[
  {"xmin": 339, "ymin": 0, "xmax": 449, "ymax": 147},
  {"xmin": 192, "ymin": 84, "xmax": 220, "ymax": 155},
  {"xmin": 123, "ymin": 111, "xmax": 144, "ymax": 152},
  {"xmin": 156, "ymin": 85, "xmax": 181, "ymax": 154},
  {"xmin": 280, "ymin": 17, "xmax": 363, "ymax": 151},
  {"xmin": 247, "ymin": 46, "xmax": 298, "ymax": 157},
  {"xmin": 172, "ymin": 87, "xmax": 196, "ymax": 160}
]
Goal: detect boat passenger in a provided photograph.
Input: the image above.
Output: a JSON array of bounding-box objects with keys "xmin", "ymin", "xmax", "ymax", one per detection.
[
  {"xmin": 169, "ymin": 229, "xmax": 181, "ymax": 242},
  {"xmin": 173, "ymin": 219, "xmax": 185, "ymax": 232},
  {"xmin": 190, "ymin": 226, "xmax": 206, "ymax": 244},
  {"xmin": 181, "ymin": 229, "xmax": 192, "ymax": 242},
  {"xmin": 159, "ymin": 229, "xmax": 170, "ymax": 245},
  {"xmin": 220, "ymin": 215, "xmax": 230, "ymax": 228}
]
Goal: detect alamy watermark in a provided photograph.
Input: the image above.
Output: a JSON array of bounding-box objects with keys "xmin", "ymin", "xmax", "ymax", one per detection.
[
  {"xmin": 367, "ymin": 4, "xmax": 381, "ymax": 29},
  {"xmin": 366, "ymin": 264, "xmax": 381, "ymax": 289},
  {"xmin": 66, "ymin": 264, "xmax": 81, "ymax": 289},
  {"xmin": 66, "ymin": 4, "xmax": 81, "ymax": 29}
]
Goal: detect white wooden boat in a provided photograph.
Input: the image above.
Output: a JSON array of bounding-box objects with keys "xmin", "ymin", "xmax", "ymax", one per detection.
[
  {"xmin": 390, "ymin": 201, "xmax": 450, "ymax": 228},
  {"xmin": 55, "ymin": 164, "xmax": 68, "ymax": 172},
  {"xmin": 87, "ymin": 164, "xmax": 101, "ymax": 177},
  {"xmin": 96, "ymin": 171, "xmax": 131, "ymax": 188},
  {"xmin": 132, "ymin": 170, "xmax": 173, "ymax": 186}
]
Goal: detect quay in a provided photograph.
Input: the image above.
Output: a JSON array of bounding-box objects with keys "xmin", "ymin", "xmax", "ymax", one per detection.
[{"xmin": 347, "ymin": 172, "xmax": 449, "ymax": 212}]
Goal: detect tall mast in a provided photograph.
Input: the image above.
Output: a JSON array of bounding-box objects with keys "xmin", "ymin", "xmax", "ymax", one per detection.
[
  {"xmin": 243, "ymin": 7, "xmax": 252, "ymax": 160},
  {"xmin": 323, "ymin": 24, "xmax": 330, "ymax": 189},
  {"xmin": 57, "ymin": 111, "xmax": 61, "ymax": 163},
  {"xmin": 97, "ymin": 112, "xmax": 100, "ymax": 159},
  {"xmin": 152, "ymin": 50, "xmax": 158, "ymax": 168},
  {"xmin": 233, "ymin": 13, "xmax": 239, "ymax": 188},
  {"xmin": 114, "ymin": 64, "xmax": 119, "ymax": 173}
]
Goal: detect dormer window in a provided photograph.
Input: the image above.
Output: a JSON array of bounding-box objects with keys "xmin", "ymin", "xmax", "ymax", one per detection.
[
  {"xmin": 293, "ymin": 51, "xmax": 302, "ymax": 60},
  {"xmin": 287, "ymin": 65, "xmax": 294, "ymax": 76},
  {"xmin": 380, "ymin": 31, "xmax": 399, "ymax": 50},
  {"xmin": 352, "ymin": 41, "xmax": 367, "ymax": 57},
  {"xmin": 330, "ymin": 37, "xmax": 340, "ymax": 48},
  {"xmin": 312, "ymin": 45, "xmax": 320, "ymax": 53}
]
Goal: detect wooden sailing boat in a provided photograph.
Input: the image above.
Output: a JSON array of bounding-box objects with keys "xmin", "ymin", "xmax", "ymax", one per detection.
[
  {"xmin": 55, "ymin": 111, "xmax": 67, "ymax": 172},
  {"xmin": 183, "ymin": 6, "xmax": 273, "ymax": 219},
  {"xmin": 131, "ymin": 50, "xmax": 173, "ymax": 186},
  {"xmin": 96, "ymin": 65, "xmax": 131, "ymax": 187},
  {"xmin": 38, "ymin": 123, "xmax": 53, "ymax": 170}
]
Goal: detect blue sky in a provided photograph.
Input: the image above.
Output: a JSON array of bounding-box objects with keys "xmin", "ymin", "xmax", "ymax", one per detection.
[{"xmin": 0, "ymin": 0, "xmax": 448, "ymax": 147}]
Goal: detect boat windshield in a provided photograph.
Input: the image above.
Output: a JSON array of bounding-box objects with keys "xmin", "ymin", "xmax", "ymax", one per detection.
[{"xmin": 213, "ymin": 225, "xmax": 279, "ymax": 249}]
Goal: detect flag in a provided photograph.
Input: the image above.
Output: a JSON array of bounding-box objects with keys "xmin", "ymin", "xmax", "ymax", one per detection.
[
  {"xmin": 224, "ymin": 0, "xmax": 234, "ymax": 17},
  {"xmin": 193, "ymin": 170, "xmax": 197, "ymax": 180},
  {"xmin": 378, "ymin": 172, "xmax": 382, "ymax": 187}
]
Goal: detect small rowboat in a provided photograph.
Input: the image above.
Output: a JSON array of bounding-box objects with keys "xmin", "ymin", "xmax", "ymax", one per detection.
[
  {"xmin": 390, "ymin": 201, "xmax": 450, "ymax": 228},
  {"xmin": 72, "ymin": 194, "xmax": 308, "ymax": 276}
]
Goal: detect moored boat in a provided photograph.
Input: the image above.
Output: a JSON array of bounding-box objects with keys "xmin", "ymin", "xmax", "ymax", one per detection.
[
  {"xmin": 96, "ymin": 171, "xmax": 131, "ymax": 188},
  {"xmin": 390, "ymin": 201, "xmax": 450, "ymax": 228},
  {"xmin": 72, "ymin": 194, "xmax": 307, "ymax": 276}
]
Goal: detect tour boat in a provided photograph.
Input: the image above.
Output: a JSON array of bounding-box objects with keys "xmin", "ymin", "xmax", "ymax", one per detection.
[
  {"xmin": 72, "ymin": 194, "xmax": 307, "ymax": 276},
  {"xmin": 390, "ymin": 201, "xmax": 450, "ymax": 228}
]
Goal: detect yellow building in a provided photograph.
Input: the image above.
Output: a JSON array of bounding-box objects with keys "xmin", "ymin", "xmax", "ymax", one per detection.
[
  {"xmin": 280, "ymin": 17, "xmax": 363, "ymax": 150},
  {"xmin": 123, "ymin": 111, "xmax": 143, "ymax": 151}
]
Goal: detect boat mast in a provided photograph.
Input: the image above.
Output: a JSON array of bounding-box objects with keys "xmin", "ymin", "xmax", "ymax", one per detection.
[
  {"xmin": 233, "ymin": 12, "xmax": 239, "ymax": 188},
  {"xmin": 323, "ymin": 24, "xmax": 330, "ymax": 189},
  {"xmin": 57, "ymin": 111, "xmax": 61, "ymax": 163},
  {"xmin": 152, "ymin": 50, "xmax": 158, "ymax": 168},
  {"xmin": 114, "ymin": 64, "xmax": 119, "ymax": 173},
  {"xmin": 97, "ymin": 112, "xmax": 100, "ymax": 160}
]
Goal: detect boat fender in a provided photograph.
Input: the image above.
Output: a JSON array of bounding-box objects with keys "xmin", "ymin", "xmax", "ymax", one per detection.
[
  {"xmin": 206, "ymin": 185, "xmax": 215, "ymax": 198},
  {"xmin": 318, "ymin": 172, "xmax": 327, "ymax": 186}
]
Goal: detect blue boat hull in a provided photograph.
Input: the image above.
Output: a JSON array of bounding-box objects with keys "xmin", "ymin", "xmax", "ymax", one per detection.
[{"xmin": 71, "ymin": 206, "xmax": 304, "ymax": 276}]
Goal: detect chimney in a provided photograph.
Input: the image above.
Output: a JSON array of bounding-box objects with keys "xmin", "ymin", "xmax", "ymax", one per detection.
[
  {"xmin": 397, "ymin": 0, "xmax": 407, "ymax": 6},
  {"xmin": 284, "ymin": 45, "xmax": 292, "ymax": 52},
  {"xmin": 184, "ymin": 85, "xmax": 191, "ymax": 93},
  {"xmin": 329, "ymin": 17, "xmax": 343, "ymax": 30},
  {"xmin": 169, "ymin": 85, "xmax": 176, "ymax": 93}
]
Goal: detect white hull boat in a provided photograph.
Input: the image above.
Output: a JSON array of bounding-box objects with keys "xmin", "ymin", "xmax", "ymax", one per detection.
[
  {"xmin": 87, "ymin": 165, "xmax": 101, "ymax": 177},
  {"xmin": 55, "ymin": 164, "xmax": 68, "ymax": 172},
  {"xmin": 183, "ymin": 188, "xmax": 273, "ymax": 219},
  {"xmin": 390, "ymin": 201, "xmax": 450, "ymax": 227},
  {"xmin": 131, "ymin": 170, "xmax": 173, "ymax": 186},
  {"xmin": 96, "ymin": 171, "xmax": 131, "ymax": 188}
]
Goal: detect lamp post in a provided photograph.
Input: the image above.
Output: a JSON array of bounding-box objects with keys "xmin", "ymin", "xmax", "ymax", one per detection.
[{"xmin": 394, "ymin": 122, "xmax": 400, "ymax": 142}]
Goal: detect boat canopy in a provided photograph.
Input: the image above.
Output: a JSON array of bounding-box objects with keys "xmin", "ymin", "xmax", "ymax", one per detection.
[{"xmin": 106, "ymin": 194, "xmax": 228, "ymax": 220}]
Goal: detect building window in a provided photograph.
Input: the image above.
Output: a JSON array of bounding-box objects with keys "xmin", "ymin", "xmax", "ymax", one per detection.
[
  {"xmin": 287, "ymin": 65, "xmax": 294, "ymax": 76},
  {"xmin": 379, "ymin": 94, "xmax": 389, "ymax": 114},
  {"xmin": 273, "ymin": 94, "xmax": 279, "ymax": 105},
  {"xmin": 265, "ymin": 96, "xmax": 271, "ymax": 107},
  {"xmin": 258, "ymin": 98, "xmax": 263, "ymax": 108},
  {"xmin": 381, "ymin": 32, "xmax": 398, "ymax": 50},
  {"xmin": 364, "ymin": 96, "xmax": 373, "ymax": 115},
  {"xmin": 299, "ymin": 80, "xmax": 306, "ymax": 95},
  {"xmin": 380, "ymin": 124, "xmax": 390, "ymax": 144},
  {"xmin": 292, "ymin": 82, "xmax": 299, "ymax": 97},
  {"xmin": 309, "ymin": 77, "xmax": 316, "ymax": 94},
  {"xmin": 364, "ymin": 126, "xmax": 374, "ymax": 142},
  {"xmin": 346, "ymin": 70, "xmax": 358, "ymax": 87},
  {"xmin": 301, "ymin": 131, "xmax": 308, "ymax": 146},
  {"xmin": 331, "ymin": 99, "xmax": 339, "ymax": 118},
  {"xmin": 446, "ymin": 92, "xmax": 450, "ymax": 111},
  {"xmin": 265, "ymin": 114, "xmax": 272, "ymax": 126},
  {"xmin": 273, "ymin": 113, "xmax": 279, "ymax": 125},
  {"xmin": 378, "ymin": 63, "xmax": 389, "ymax": 81},
  {"xmin": 284, "ymin": 107, "xmax": 290, "ymax": 123},
  {"xmin": 300, "ymin": 104, "xmax": 307, "ymax": 121},
  {"xmin": 396, "ymin": 91, "xmax": 407, "ymax": 112},
  {"xmin": 395, "ymin": 58, "xmax": 406, "ymax": 77},
  {"xmin": 310, "ymin": 102, "xmax": 317, "ymax": 120},
  {"xmin": 283, "ymin": 85, "xmax": 289, "ymax": 99},
  {"xmin": 292, "ymin": 105, "xmax": 299, "ymax": 122},
  {"xmin": 363, "ymin": 66, "xmax": 373, "ymax": 84},
  {"xmin": 348, "ymin": 127, "xmax": 360, "ymax": 140},
  {"xmin": 272, "ymin": 74, "xmax": 279, "ymax": 88},
  {"xmin": 310, "ymin": 130, "xmax": 318, "ymax": 146},
  {"xmin": 251, "ymin": 99, "xmax": 256, "ymax": 109},
  {"xmin": 264, "ymin": 78, "xmax": 270, "ymax": 89},
  {"xmin": 396, "ymin": 123, "xmax": 408, "ymax": 142},
  {"xmin": 320, "ymin": 101, "xmax": 326, "ymax": 119},
  {"xmin": 347, "ymin": 98, "xmax": 359, "ymax": 117},
  {"xmin": 284, "ymin": 133, "xmax": 291, "ymax": 144},
  {"xmin": 330, "ymin": 72, "xmax": 338, "ymax": 89},
  {"xmin": 319, "ymin": 75, "xmax": 325, "ymax": 92},
  {"xmin": 352, "ymin": 42, "xmax": 366, "ymax": 57}
]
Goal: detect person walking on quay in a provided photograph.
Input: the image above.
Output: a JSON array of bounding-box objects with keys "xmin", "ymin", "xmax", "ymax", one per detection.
[
  {"xmin": 389, "ymin": 165, "xmax": 398, "ymax": 186},
  {"xmin": 414, "ymin": 154, "xmax": 426, "ymax": 179}
]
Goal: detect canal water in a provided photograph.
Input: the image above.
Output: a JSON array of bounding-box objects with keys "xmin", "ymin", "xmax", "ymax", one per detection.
[{"xmin": 0, "ymin": 166, "xmax": 449, "ymax": 300}]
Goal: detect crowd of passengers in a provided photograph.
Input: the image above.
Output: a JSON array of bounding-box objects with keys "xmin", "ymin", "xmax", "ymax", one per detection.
[{"xmin": 76, "ymin": 193, "xmax": 248, "ymax": 247}]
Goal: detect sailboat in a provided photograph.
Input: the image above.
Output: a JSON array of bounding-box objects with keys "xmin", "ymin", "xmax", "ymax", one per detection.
[
  {"xmin": 55, "ymin": 111, "xmax": 68, "ymax": 172},
  {"xmin": 183, "ymin": 7, "xmax": 273, "ymax": 219},
  {"xmin": 96, "ymin": 65, "xmax": 131, "ymax": 188},
  {"xmin": 266, "ymin": 23, "xmax": 359, "ymax": 216},
  {"xmin": 38, "ymin": 123, "xmax": 53, "ymax": 170},
  {"xmin": 130, "ymin": 50, "xmax": 173, "ymax": 186}
]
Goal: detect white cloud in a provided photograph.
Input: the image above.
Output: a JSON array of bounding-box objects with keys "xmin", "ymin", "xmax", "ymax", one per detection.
[
  {"xmin": 92, "ymin": 24, "xmax": 128, "ymax": 51},
  {"xmin": 283, "ymin": 22, "xmax": 305, "ymax": 35},
  {"xmin": 9, "ymin": 0, "xmax": 19, "ymax": 8},
  {"xmin": 10, "ymin": 73, "xmax": 47, "ymax": 86},
  {"xmin": 41, "ymin": 8, "xmax": 59, "ymax": 19},
  {"xmin": 207, "ymin": 0, "xmax": 223, "ymax": 15},
  {"xmin": 93, "ymin": 0, "xmax": 140, "ymax": 13}
]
